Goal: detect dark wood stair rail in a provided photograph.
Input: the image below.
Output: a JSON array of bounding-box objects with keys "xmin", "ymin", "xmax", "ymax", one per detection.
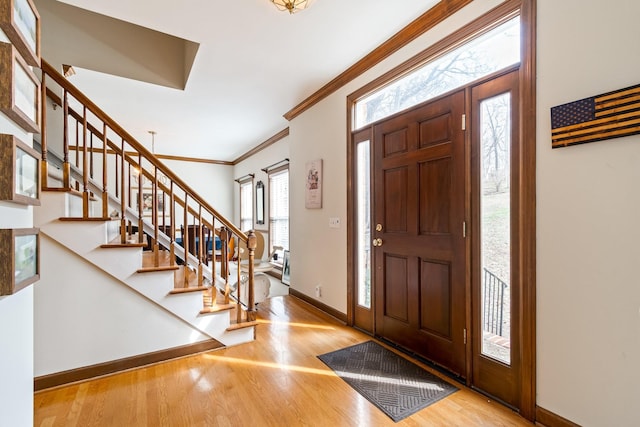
[{"xmin": 39, "ymin": 59, "xmax": 257, "ymax": 323}]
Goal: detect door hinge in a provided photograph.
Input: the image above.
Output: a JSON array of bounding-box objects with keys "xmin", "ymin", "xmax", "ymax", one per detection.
[
  {"xmin": 461, "ymin": 114, "xmax": 466, "ymax": 131},
  {"xmin": 462, "ymin": 221, "xmax": 467, "ymax": 238},
  {"xmin": 464, "ymin": 328, "xmax": 467, "ymax": 345}
]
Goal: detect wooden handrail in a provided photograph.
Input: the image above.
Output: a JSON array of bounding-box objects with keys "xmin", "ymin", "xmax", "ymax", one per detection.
[
  {"xmin": 41, "ymin": 60, "xmax": 247, "ymax": 242},
  {"xmin": 40, "ymin": 59, "xmax": 256, "ymax": 324}
]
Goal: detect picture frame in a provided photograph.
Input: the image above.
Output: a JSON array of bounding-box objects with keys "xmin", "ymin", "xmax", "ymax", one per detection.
[
  {"xmin": 0, "ymin": 0, "xmax": 40, "ymax": 67},
  {"xmin": 0, "ymin": 227, "xmax": 39, "ymax": 295},
  {"xmin": 0, "ymin": 41, "xmax": 40, "ymax": 133},
  {"xmin": 281, "ymin": 249, "xmax": 290, "ymax": 285},
  {"xmin": 0, "ymin": 133, "xmax": 40, "ymax": 205},
  {"xmin": 305, "ymin": 159, "xmax": 322, "ymax": 209},
  {"xmin": 138, "ymin": 190, "xmax": 163, "ymax": 216}
]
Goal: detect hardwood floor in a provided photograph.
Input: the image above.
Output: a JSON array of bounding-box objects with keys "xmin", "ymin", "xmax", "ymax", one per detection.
[{"xmin": 34, "ymin": 296, "xmax": 533, "ymax": 426}]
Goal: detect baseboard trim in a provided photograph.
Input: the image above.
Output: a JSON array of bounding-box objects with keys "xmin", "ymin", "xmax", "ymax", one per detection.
[
  {"xmin": 289, "ymin": 288, "xmax": 347, "ymax": 323},
  {"xmin": 34, "ymin": 338, "xmax": 224, "ymax": 392},
  {"xmin": 536, "ymin": 406, "xmax": 581, "ymax": 427}
]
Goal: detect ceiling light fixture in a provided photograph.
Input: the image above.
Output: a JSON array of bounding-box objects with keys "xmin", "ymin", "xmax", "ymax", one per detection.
[{"xmin": 271, "ymin": 0, "xmax": 312, "ymax": 14}]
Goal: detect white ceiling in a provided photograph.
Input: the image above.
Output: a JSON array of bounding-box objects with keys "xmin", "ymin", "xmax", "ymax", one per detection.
[{"xmin": 53, "ymin": 0, "xmax": 440, "ymax": 161}]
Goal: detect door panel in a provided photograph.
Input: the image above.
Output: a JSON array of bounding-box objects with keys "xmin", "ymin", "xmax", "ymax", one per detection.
[
  {"xmin": 374, "ymin": 90, "xmax": 466, "ymax": 377},
  {"xmin": 384, "ymin": 254, "xmax": 409, "ymax": 322},
  {"xmin": 384, "ymin": 167, "xmax": 409, "ymax": 233},
  {"xmin": 420, "ymin": 260, "xmax": 451, "ymax": 338},
  {"xmin": 419, "ymin": 158, "xmax": 452, "ymax": 234}
]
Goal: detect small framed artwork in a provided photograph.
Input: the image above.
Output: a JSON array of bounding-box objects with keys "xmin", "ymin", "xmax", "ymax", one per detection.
[
  {"xmin": 0, "ymin": 133, "xmax": 40, "ymax": 205},
  {"xmin": 138, "ymin": 191, "xmax": 163, "ymax": 216},
  {"xmin": 0, "ymin": 42, "xmax": 40, "ymax": 133},
  {"xmin": 0, "ymin": 0, "xmax": 40, "ymax": 66},
  {"xmin": 305, "ymin": 159, "xmax": 322, "ymax": 209},
  {"xmin": 0, "ymin": 227, "xmax": 39, "ymax": 295},
  {"xmin": 281, "ymin": 249, "xmax": 290, "ymax": 285}
]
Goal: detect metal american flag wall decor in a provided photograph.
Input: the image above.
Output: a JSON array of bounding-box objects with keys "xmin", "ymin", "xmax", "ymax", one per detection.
[{"xmin": 551, "ymin": 83, "xmax": 640, "ymax": 148}]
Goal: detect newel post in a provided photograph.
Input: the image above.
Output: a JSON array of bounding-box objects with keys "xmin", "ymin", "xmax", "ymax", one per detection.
[{"xmin": 247, "ymin": 230, "xmax": 257, "ymax": 321}]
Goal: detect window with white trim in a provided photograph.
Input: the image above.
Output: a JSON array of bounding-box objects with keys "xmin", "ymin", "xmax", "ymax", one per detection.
[
  {"xmin": 269, "ymin": 168, "xmax": 289, "ymax": 252},
  {"xmin": 239, "ymin": 179, "xmax": 253, "ymax": 232}
]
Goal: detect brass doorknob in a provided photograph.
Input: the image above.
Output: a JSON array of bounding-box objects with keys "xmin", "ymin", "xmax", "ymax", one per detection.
[{"xmin": 372, "ymin": 238, "xmax": 383, "ymax": 247}]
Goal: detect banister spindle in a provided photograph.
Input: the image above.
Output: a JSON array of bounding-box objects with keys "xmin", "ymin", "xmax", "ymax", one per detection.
[
  {"xmin": 137, "ymin": 153, "xmax": 143, "ymax": 244},
  {"xmin": 152, "ymin": 167, "xmax": 159, "ymax": 267},
  {"xmin": 101, "ymin": 123, "xmax": 108, "ymax": 219},
  {"xmin": 220, "ymin": 226, "xmax": 230, "ymax": 304},
  {"xmin": 169, "ymin": 182, "xmax": 175, "ymax": 267},
  {"xmin": 246, "ymin": 230, "xmax": 257, "ymax": 322},
  {"xmin": 40, "ymin": 72, "xmax": 48, "ymax": 189},
  {"xmin": 82, "ymin": 106, "xmax": 89, "ymax": 217},
  {"xmin": 120, "ymin": 139, "xmax": 126, "ymax": 244},
  {"xmin": 197, "ymin": 207, "xmax": 204, "ymax": 287},
  {"xmin": 62, "ymin": 90, "xmax": 70, "ymax": 189}
]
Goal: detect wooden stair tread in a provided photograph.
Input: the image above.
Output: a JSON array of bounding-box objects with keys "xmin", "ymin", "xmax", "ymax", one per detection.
[
  {"xmin": 226, "ymin": 321, "xmax": 259, "ymax": 332},
  {"xmin": 43, "ymin": 187, "xmax": 99, "ymax": 201},
  {"xmin": 101, "ymin": 242, "xmax": 147, "ymax": 248},
  {"xmin": 137, "ymin": 265, "xmax": 180, "ymax": 273},
  {"xmin": 169, "ymin": 286, "xmax": 208, "ymax": 295},
  {"xmin": 59, "ymin": 217, "xmax": 114, "ymax": 222},
  {"xmin": 199, "ymin": 304, "xmax": 235, "ymax": 314},
  {"xmin": 101, "ymin": 234, "xmax": 147, "ymax": 248}
]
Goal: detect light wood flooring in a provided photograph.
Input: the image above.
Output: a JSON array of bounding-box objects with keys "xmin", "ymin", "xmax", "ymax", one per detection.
[{"xmin": 34, "ymin": 296, "xmax": 533, "ymax": 426}]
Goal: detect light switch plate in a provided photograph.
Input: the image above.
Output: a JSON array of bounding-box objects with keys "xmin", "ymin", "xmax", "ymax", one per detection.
[{"xmin": 329, "ymin": 217, "xmax": 340, "ymax": 228}]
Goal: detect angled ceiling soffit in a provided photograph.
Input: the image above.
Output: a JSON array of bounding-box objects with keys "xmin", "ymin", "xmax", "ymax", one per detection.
[{"xmin": 38, "ymin": 0, "xmax": 198, "ymax": 90}]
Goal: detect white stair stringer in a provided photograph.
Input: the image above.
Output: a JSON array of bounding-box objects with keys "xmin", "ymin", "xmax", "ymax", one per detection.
[{"xmin": 35, "ymin": 191, "xmax": 255, "ymax": 348}]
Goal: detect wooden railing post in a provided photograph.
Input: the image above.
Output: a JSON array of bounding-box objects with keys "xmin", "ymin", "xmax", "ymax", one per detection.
[{"xmin": 246, "ymin": 230, "xmax": 257, "ymax": 321}]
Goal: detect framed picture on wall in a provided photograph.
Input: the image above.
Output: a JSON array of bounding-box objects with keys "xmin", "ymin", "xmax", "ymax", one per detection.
[
  {"xmin": 0, "ymin": 0, "xmax": 41, "ymax": 66},
  {"xmin": 282, "ymin": 249, "xmax": 290, "ymax": 285},
  {"xmin": 0, "ymin": 133, "xmax": 40, "ymax": 205},
  {"xmin": 305, "ymin": 159, "xmax": 322, "ymax": 209},
  {"xmin": 0, "ymin": 227, "xmax": 39, "ymax": 295},
  {"xmin": 0, "ymin": 42, "xmax": 40, "ymax": 133}
]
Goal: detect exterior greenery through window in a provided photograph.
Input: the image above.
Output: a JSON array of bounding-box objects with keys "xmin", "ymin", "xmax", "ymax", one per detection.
[
  {"xmin": 239, "ymin": 180, "xmax": 253, "ymax": 232},
  {"xmin": 269, "ymin": 169, "xmax": 289, "ymax": 252},
  {"xmin": 354, "ymin": 16, "xmax": 520, "ymax": 129}
]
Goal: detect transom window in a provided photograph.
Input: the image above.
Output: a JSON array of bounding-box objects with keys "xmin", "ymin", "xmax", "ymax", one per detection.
[{"xmin": 354, "ymin": 16, "xmax": 520, "ymax": 129}]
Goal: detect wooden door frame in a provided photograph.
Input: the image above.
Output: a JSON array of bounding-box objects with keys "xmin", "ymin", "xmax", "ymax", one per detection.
[{"xmin": 346, "ymin": 0, "xmax": 536, "ymax": 420}]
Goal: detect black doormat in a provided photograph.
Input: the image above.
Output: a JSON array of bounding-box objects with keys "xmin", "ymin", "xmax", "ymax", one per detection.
[{"xmin": 318, "ymin": 341, "xmax": 458, "ymax": 422}]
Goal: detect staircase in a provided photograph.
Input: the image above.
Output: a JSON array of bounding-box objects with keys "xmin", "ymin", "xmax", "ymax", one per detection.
[{"xmin": 34, "ymin": 60, "xmax": 260, "ymax": 376}]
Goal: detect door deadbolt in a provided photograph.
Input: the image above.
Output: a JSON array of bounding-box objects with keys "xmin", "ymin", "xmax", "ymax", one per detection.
[{"xmin": 376, "ymin": 224, "xmax": 383, "ymax": 232}]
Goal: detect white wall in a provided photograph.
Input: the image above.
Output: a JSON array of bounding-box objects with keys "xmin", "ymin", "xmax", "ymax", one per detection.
[
  {"xmin": 536, "ymin": 0, "xmax": 640, "ymax": 425},
  {"xmin": 163, "ymin": 158, "xmax": 234, "ymax": 220},
  {"xmin": 288, "ymin": 0, "xmax": 503, "ymax": 313},
  {"xmin": 34, "ymin": 236, "xmax": 209, "ymax": 376},
  {"xmin": 0, "ymin": 30, "xmax": 34, "ymax": 427}
]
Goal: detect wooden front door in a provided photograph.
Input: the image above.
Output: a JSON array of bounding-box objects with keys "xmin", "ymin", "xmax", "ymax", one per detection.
[{"xmin": 373, "ymin": 90, "xmax": 466, "ymax": 376}]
